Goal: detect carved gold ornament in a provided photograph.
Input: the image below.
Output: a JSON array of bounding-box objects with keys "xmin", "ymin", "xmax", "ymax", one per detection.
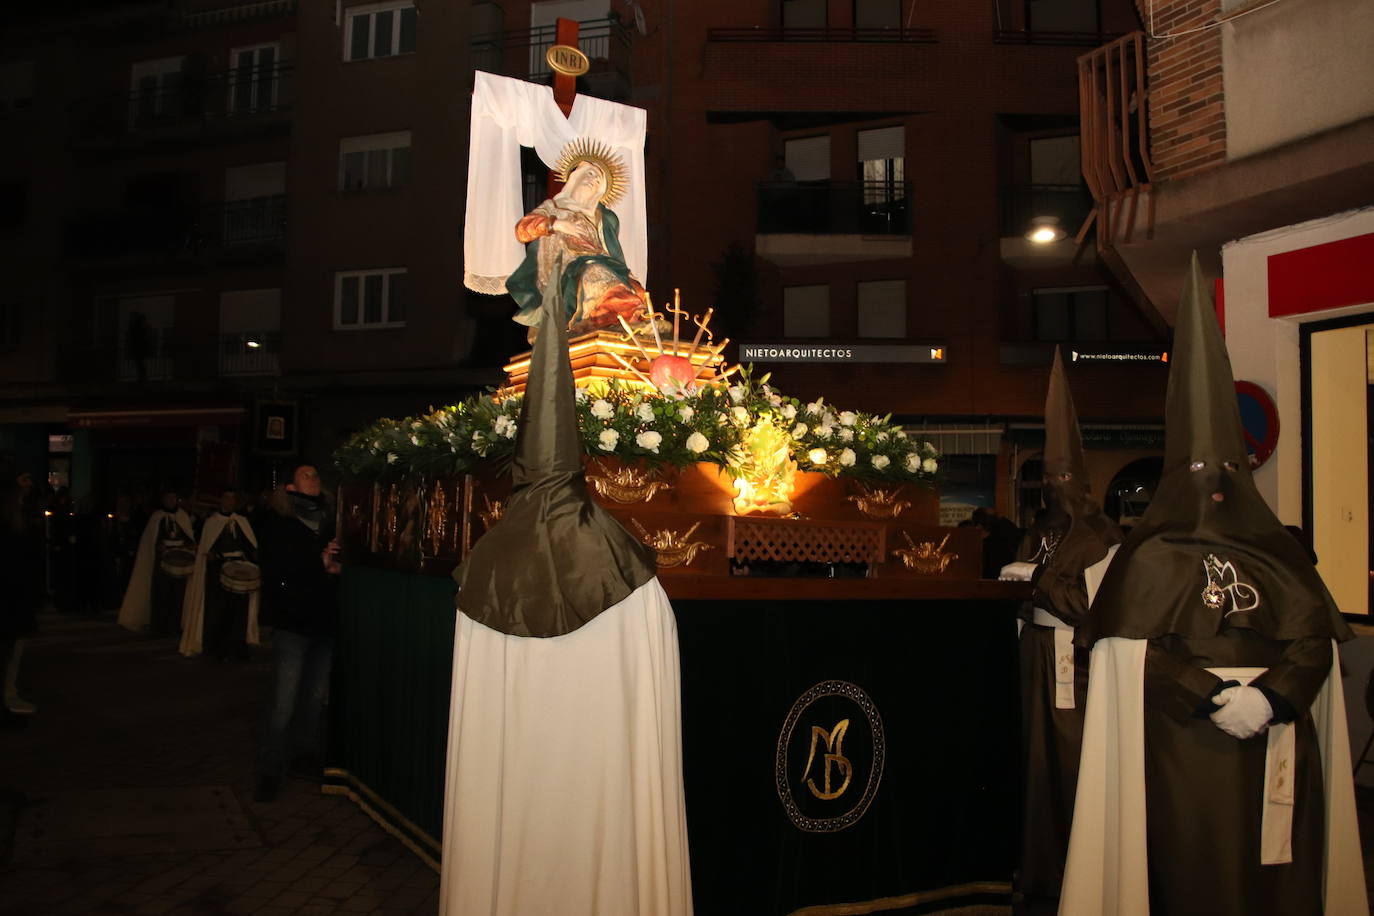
[
  {"xmin": 630, "ymin": 519, "xmax": 714, "ymax": 568},
  {"xmin": 587, "ymin": 464, "xmax": 672, "ymax": 504},
  {"xmin": 846, "ymin": 483, "xmax": 911, "ymax": 520},
  {"xmin": 554, "ymin": 137, "xmax": 628, "ymax": 206},
  {"xmin": 891, "ymin": 531, "xmax": 957, "ymax": 575},
  {"xmin": 546, "ymin": 44, "xmax": 590, "ymax": 77},
  {"xmin": 477, "ymin": 495, "xmax": 504, "ymax": 530}
]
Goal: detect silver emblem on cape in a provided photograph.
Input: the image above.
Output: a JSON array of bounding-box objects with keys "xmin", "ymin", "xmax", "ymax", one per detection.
[{"xmin": 1202, "ymin": 554, "xmax": 1260, "ymax": 616}]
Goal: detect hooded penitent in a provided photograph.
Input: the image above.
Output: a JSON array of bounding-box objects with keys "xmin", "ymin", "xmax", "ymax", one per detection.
[
  {"xmin": 454, "ymin": 255, "xmax": 656, "ymax": 637},
  {"xmin": 1057, "ymin": 255, "xmax": 1365, "ymax": 916},
  {"xmin": 1030, "ymin": 346, "xmax": 1123, "ymax": 625},
  {"xmin": 1082, "ymin": 255, "xmax": 1350, "ymax": 646}
]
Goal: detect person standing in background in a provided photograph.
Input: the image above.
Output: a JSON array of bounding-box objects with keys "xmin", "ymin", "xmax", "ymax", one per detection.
[
  {"xmin": 0, "ymin": 465, "xmax": 43, "ymax": 720},
  {"xmin": 254, "ymin": 463, "xmax": 339, "ymax": 803}
]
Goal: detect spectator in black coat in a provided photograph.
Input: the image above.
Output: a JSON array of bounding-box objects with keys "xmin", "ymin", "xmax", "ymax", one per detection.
[{"xmin": 254, "ymin": 462, "xmax": 340, "ymax": 802}]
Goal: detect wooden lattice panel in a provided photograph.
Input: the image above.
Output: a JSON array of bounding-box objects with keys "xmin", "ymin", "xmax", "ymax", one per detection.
[{"xmin": 727, "ymin": 516, "xmax": 886, "ymax": 566}]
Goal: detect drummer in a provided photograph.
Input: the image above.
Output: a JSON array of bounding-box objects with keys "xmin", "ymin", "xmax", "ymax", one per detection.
[
  {"xmin": 117, "ymin": 488, "xmax": 197, "ymax": 636},
  {"xmin": 197, "ymin": 489, "xmax": 258, "ymax": 661}
]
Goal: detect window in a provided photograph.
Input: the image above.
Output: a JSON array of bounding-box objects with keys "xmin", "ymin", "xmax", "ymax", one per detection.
[
  {"xmin": 0, "ymin": 61, "xmax": 34, "ymax": 113},
  {"xmin": 782, "ymin": 0, "xmax": 827, "ymax": 29},
  {"xmin": 339, "ymin": 132, "xmax": 412, "ymax": 191},
  {"xmin": 783, "ymin": 285, "xmax": 830, "ymax": 338},
  {"xmin": 345, "ymin": 2, "xmax": 418, "ymax": 61},
  {"xmin": 128, "ymin": 57, "xmax": 185, "ymax": 129},
  {"xmin": 0, "ymin": 302, "xmax": 20, "ymax": 348},
  {"xmin": 857, "ymin": 126, "xmax": 906, "ymax": 231},
  {"xmin": 335, "ymin": 268, "xmax": 408, "ymax": 328},
  {"xmin": 1027, "ymin": 0, "xmax": 1099, "ymax": 33},
  {"xmin": 1033, "ymin": 286, "xmax": 1109, "ymax": 341},
  {"xmin": 857, "ymin": 280, "xmax": 906, "ymax": 338},
  {"xmin": 229, "ymin": 44, "xmax": 280, "ymax": 115},
  {"xmin": 854, "ymin": 0, "xmax": 900, "ymax": 29},
  {"xmin": 0, "ymin": 179, "xmax": 26, "ymax": 234},
  {"xmin": 784, "ymin": 135, "xmax": 830, "ymax": 181}
]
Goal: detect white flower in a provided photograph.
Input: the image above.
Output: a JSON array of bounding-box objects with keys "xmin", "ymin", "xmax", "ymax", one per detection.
[
  {"xmin": 781, "ymin": 403, "xmax": 797, "ymax": 420},
  {"xmin": 839, "ymin": 428, "xmax": 854, "ymax": 443},
  {"xmin": 791, "ymin": 423, "xmax": 809, "ymax": 439},
  {"xmin": 636, "ymin": 403, "xmax": 655, "ymax": 422},
  {"xmin": 678, "ymin": 405, "xmax": 695, "ymax": 422},
  {"xmin": 839, "ymin": 448, "xmax": 856, "ymax": 467},
  {"xmin": 922, "ymin": 457, "xmax": 938, "ymax": 473},
  {"xmin": 598, "ymin": 429, "xmax": 620, "ymax": 451},
  {"xmin": 386, "ymin": 452, "xmax": 398, "ymax": 464},
  {"xmin": 575, "ymin": 388, "xmax": 589, "ymax": 402},
  {"xmin": 686, "ymin": 431, "xmax": 709, "ymax": 454},
  {"xmin": 871, "ymin": 454, "xmax": 890, "ymax": 470},
  {"xmin": 838, "ymin": 411, "xmax": 857, "ymax": 427},
  {"xmin": 590, "ymin": 399, "xmax": 614, "ymax": 420},
  {"xmin": 731, "ymin": 406, "xmax": 750, "ymax": 426},
  {"xmin": 905, "ymin": 454, "xmax": 921, "ymax": 473},
  {"xmin": 806, "ymin": 400, "xmax": 824, "ymax": 416},
  {"xmin": 372, "ymin": 439, "xmax": 382, "ymax": 449},
  {"xmin": 409, "ymin": 435, "xmax": 420, "ymax": 446},
  {"xmin": 815, "ymin": 425, "xmax": 833, "ymax": 440},
  {"xmin": 894, "ymin": 428, "xmax": 908, "ymax": 439},
  {"xmin": 636, "ymin": 430, "xmax": 662, "ymax": 453},
  {"xmin": 876, "ymin": 431, "xmax": 888, "ymax": 443},
  {"xmin": 768, "ymin": 393, "xmax": 782, "ymax": 407},
  {"xmin": 411, "ymin": 421, "xmax": 422, "ymax": 430},
  {"xmin": 502, "ymin": 423, "xmax": 516, "ymax": 439},
  {"xmin": 471, "ymin": 432, "xmax": 489, "ymax": 456},
  {"xmin": 807, "ymin": 448, "xmax": 828, "ymax": 465},
  {"xmin": 728, "ymin": 385, "xmax": 745, "ymax": 404},
  {"xmin": 923, "ymin": 441, "xmax": 935, "ymax": 453}
]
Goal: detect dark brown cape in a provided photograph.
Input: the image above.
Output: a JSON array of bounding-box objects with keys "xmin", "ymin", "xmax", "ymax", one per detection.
[{"xmin": 454, "ymin": 257, "xmax": 656, "ymax": 637}]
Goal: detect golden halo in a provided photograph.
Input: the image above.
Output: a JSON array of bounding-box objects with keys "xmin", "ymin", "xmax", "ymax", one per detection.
[{"xmin": 554, "ymin": 138, "xmax": 628, "ymax": 206}]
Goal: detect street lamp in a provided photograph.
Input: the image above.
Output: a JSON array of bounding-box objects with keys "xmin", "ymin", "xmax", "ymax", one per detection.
[{"xmin": 1026, "ymin": 215, "xmax": 1065, "ymax": 244}]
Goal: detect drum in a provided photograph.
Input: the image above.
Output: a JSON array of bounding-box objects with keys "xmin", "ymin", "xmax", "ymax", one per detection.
[
  {"xmin": 159, "ymin": 547, "xmax": 196, "ymax": 579},
  {"xmin": 219, "ymin": 559, "xmax": 261, "ymax": 594}
]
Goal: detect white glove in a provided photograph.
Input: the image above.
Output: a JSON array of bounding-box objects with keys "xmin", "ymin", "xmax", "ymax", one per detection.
[
  {"xmin": 999, "ymin": 561, "xmax": 1038, "ymax": 582},
  {"xmin": 1209, "ymin": 685, "xmax": 1273, "ymax": 740}
]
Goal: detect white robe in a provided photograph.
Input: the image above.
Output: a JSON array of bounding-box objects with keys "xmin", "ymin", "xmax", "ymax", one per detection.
[
  {"xmin": 438, "ymin": 577, "xmax": 693, "ymax": 916},
  {"xmin": 179, "ymin": 512, "xmax": 261, "ymax": 657},
  {"xmin": 117, "ymin": 509, "xmax": 195, "ymax": 631},
  {"xmin": 1059, "ymin": 637, "xmax": 1367, "ymax": 916},
  {"xmin": 463, "ymin": 70, "xmax": 648, "ymax": 296}
]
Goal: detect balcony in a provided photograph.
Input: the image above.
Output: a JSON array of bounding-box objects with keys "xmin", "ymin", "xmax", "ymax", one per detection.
[
  {"xmin": 756, "ymin": 180, "xmax": 913, "ymax": 266},
  {"xmin": 706, "ymin": 26, "xmax": 936, "ymax": 43},
  {"xmin": 73, "ymin": 62, "xmax": 293, "ymax": 151},
  {"xmin": 993, "ymin": 30, "xmax": 1119, "ymax": 47},
  {"xmin": 118, "ymin": 327, "xmax": 175, "ymax": 383},
  {"xmin": 472, "ymin": 18, "xmax": 632, "ymax": 101},
  {"xmin": 218, "ymin": 330, "xmax": 281, "ymax": 376},
  {"xmin": 64, "ymin": 196, "xmax": 286, "ymax": 266}
]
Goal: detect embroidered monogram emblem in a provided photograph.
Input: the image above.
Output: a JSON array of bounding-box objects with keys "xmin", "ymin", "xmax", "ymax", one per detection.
[{"xmin": 1202, "ymin": 554, "xmax": 1261, "ymax": 616}]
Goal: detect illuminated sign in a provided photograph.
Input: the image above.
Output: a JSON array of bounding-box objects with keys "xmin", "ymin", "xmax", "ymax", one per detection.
[
  {"xmin": 1069, "ymin": 348, "xmax": 1169, "ymax": 363},
  {"xmin": 738, "ymin": 343, "xmax": 948, "ymax": 364}
]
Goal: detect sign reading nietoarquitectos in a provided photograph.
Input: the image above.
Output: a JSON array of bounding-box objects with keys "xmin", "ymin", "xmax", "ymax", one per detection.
[{"xmin": 738, "ymin": 343, "xmax": 948, "ymax": 364}]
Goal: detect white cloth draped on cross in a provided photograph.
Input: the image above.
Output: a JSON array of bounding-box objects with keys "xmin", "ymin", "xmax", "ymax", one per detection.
[{"xmin": 463, "ymin": 71, "xmax": 648, "ymax": 296}]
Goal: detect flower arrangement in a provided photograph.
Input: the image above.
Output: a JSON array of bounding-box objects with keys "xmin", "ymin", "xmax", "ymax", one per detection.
[{"xmin": 333, "ymin": 369, "xmax": 942, "ymax": 487}]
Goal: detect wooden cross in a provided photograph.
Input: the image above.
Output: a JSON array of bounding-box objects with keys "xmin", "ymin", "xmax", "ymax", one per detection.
[{"xmin": 546, "ymin": 17, "xmax": 580, "ymax": 198}]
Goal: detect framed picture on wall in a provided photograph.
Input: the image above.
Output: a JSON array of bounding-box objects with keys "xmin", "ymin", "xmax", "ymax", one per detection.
[{"xmin": 253, "ymin": 399, "xmax": 299, "ymax": 456}]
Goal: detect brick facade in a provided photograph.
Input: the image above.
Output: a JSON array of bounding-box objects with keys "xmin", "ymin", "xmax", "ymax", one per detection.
[{"xmin": 1137, "ymin": 0, "xmax": 1228, "ymax": 180}]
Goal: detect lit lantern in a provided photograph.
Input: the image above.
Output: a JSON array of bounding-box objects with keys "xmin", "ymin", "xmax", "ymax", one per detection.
[{"xmin": 732, "ymin": 417, "xmax": 797, "ymax": 515}]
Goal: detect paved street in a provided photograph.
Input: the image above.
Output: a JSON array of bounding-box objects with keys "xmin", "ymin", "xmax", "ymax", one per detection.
[{"xmin": 0, "ymin": 610, "xmax": 439, "ymax": 916}]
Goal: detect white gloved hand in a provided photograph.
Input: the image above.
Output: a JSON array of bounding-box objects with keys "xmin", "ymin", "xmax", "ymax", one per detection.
[
  {"xmin": 999, "ymin": 561, "xmax": 1038, "ymax": 582},
  {"xmin": 1209, "ymin": 685, "xmax": 1273, "ymax": 740}
]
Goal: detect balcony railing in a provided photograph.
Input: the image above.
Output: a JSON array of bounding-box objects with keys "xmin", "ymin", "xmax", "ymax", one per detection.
[
  {"xmin": 218, "ymin": 330, "xmax": 281, "ymax": 376},
  {"xmin": 757, "ymin": 181, "xmax": 912, "ymax": 235},
  {"xmin": 707, "ymin": 26, "xmax": 936, "ymax": 43},
  {"xmin": 198, "ymin": 195, "xmax": 287, "ymax": 247},
  {"xmin": 473, "ymin": 18, "xmax": 631, "ymax": 85},
  {"xmin": 999, "ymin": 184, "xmax": 1094, "ymax": 239},
  {"xmin": 75, "ymin": 62, "xmax": 293, "ymax": 137},
  {"xmin": 118, "ymin": 326, "xmax": 175, "ymax": 382},
  {"xmin": 1078, "ymin": 32, "xmax": 1154, "ymax": 248},
  {"xmin": 994, "ymin": 30, "xmax": 1120, "ymax": 47},
  {"xmin": 65, "ymin": 196, "xmax": 286, "ymax": 262}
]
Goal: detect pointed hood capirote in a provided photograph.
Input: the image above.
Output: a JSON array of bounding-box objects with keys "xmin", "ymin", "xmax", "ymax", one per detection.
[
  {"xmin": 1030, "ymin": 346, "xmax": 1122, "ymax": 624},
  {"xmin": 1081, "ymin": 254, "xmax": 1350, "ymax": 645},
  {"xmin": 454, "ymin": 257, "xmax": 657, "ymax": 638}
]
